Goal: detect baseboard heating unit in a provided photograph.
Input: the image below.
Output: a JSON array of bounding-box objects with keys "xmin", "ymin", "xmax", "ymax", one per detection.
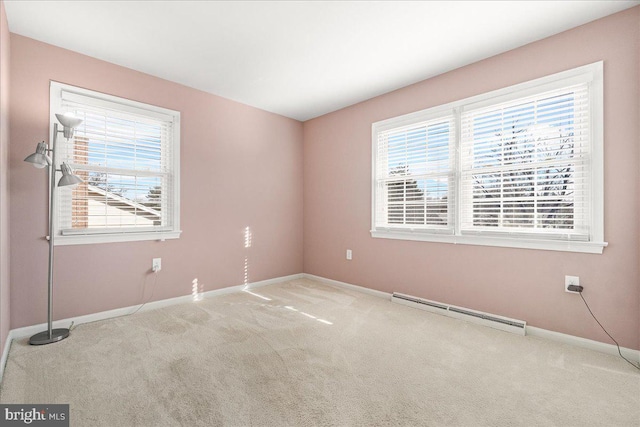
[{"xmin": 391, "ymin": 292, "xmax": 527, "ymax": 335}]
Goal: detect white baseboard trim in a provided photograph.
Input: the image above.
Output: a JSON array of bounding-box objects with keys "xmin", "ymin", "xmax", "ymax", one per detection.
[
  {"xmin": 526, "ymin": 326, "xmax": 640, "ymax": 363},
  {"xmin": 304, "ymin": 273, "xmax": 640, "ymax": 363},
  {"xmin": 303, "ymin": 273, "xmax": 392, "ymax": 299},
  {"xmin": 8, "ymin": 273, "xmax": 304, "ymax": 342},
  {"xmin": 0, "ymin": 330, "xmax": 14, "ymax": 382}
]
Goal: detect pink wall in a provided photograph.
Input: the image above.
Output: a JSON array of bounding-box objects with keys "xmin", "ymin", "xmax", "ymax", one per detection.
[
  {"xmin": 9, "ymin": 35, "xmax": 303, "ymax": 328},
  {"xmin": 0, "ymin": 0, "xmax": 10, "ymax": 355},
  {"xmin": 303, "ymin": 7, "xmax": 640, "ymax": 350}
]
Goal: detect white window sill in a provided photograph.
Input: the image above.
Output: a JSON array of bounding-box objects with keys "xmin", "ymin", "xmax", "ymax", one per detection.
[
  {"xmin": 371, "ymin": 230, "xmax": 607, "ymax": 254},
  {"xmin": 51, "ymin": 230, "xmax": 182, "ymax": 246}
]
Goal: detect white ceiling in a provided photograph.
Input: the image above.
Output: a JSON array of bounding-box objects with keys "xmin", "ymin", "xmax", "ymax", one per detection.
[{"xmin": 5, "ymin": 1, "xmax": 639, "ymax": 121}]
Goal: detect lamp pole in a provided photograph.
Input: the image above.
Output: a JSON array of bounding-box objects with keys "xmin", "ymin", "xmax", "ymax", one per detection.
[{"xmin": 45, "ymin": 124, "xmax": 59, "ymax": 342}]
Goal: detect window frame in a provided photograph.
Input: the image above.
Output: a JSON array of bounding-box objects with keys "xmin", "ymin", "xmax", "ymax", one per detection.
[
  {"xmin": 371, "ymin": 62, "xmax": 606, "ymax": 254},
  {"xmin": 50, "ymin": 81, "xmax": 181, "ymax": 245},
  {"xmin": 373, "ymin": 106, "xmax": 457, "ymax": 235}
]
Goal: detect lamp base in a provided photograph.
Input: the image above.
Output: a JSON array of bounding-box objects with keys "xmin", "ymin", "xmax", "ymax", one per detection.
[{"xmin": 29, "ymin": 328, "xmax": 70, "ymax": 346}]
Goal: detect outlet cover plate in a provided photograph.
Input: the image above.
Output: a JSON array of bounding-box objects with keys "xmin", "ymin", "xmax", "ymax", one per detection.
[{"xmin": 565, "ymin": 275, "xmax": 579, "ymax": 293}]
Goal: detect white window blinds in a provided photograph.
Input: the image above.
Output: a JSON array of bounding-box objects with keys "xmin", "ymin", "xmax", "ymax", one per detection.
[
  {"xmin": 54, "ymin": 86, "xmax": 180, "ymax": 239},
  {"xmin": 371, "ymin": 62, "xmax": 604, "ymax": 253},
  {"xmin": 460, "ymin": 84, "xmax": 591, "ymax": 239},
  {"xmin": 374, "ymin": 117, "xmax": 454, "ymax": 233}
]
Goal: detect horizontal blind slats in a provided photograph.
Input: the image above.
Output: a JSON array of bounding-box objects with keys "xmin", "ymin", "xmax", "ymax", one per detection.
[
  {"xmin": 372, "ymin": 65, "xmax": 600, "ymax": 246},
  {"xmin": 57, "ymin": 95, "xmax": 175, "ymax": 234},
  {"xmin": 375, "ymin": 116, "xmax": 454, "ymax": 230},
  {"xmin": 459, "ymin": 83, "xmax": 590, "ymax": 237}
]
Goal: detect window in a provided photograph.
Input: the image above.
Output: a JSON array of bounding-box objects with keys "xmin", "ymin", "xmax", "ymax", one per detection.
[
  {"xmin": 372, "ymin": 62, "xmax": 605, "ymax": 254},
  {"xmin": 374, "ymin": 112, "xmax": 455, "ymax": 234},
  {"xmin": 50, "ymin": 82, "xmax": 181, "ymax": 245}
]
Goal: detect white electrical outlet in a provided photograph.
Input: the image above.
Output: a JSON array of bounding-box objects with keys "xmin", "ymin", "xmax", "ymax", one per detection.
[
  {"xmin": 152, "ymin": 258, "xmax": 162, "ymax": 272},
  {"xmin": 346, "ymin": 249, "xmax": 352, "ymax": 260},
  {"xmin": 565, "ymin": 275, "xmax": 579, "ymax": 293}
]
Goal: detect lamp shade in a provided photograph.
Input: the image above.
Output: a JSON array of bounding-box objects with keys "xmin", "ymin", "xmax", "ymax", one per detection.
[
  {"xmin": 58, "ymin": 163, "xmax": 83, "ymax": 187},
  {"xmin": 55, "ymin": 113, "xmax": 83, "ymax": 139},
  {"xmin": 24, "ymin": 141, "xmax": 51, "ymax": 168},
  {"xmin": 55, "ymin": 113, "xmax": 83, "ymax": 129}
]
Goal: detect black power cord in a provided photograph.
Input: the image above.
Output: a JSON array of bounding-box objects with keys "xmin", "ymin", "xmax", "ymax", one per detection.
[
  {"xmin": 131, "ymin": 271, "xmax": 160, "ymax": 316},
  {"xmin": 577, "ymin": 290, "xmax": 640, "ymax": 371}
]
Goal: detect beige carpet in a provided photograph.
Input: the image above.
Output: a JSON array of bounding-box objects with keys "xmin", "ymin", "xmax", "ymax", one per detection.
[{"xmin": 1, "ymin": 278, "xmax": 638, "ymax": 426}]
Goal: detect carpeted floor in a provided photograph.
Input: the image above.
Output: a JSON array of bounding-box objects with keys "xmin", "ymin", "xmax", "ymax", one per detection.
[{"xmin": 1, "ymin": 278, "xmax": 638, "ymax": 426}]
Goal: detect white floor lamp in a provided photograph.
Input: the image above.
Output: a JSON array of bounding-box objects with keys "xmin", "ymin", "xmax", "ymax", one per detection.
[{"xmin": 24, "ymin": 113, "xmax": 84, "ymax": 345}]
